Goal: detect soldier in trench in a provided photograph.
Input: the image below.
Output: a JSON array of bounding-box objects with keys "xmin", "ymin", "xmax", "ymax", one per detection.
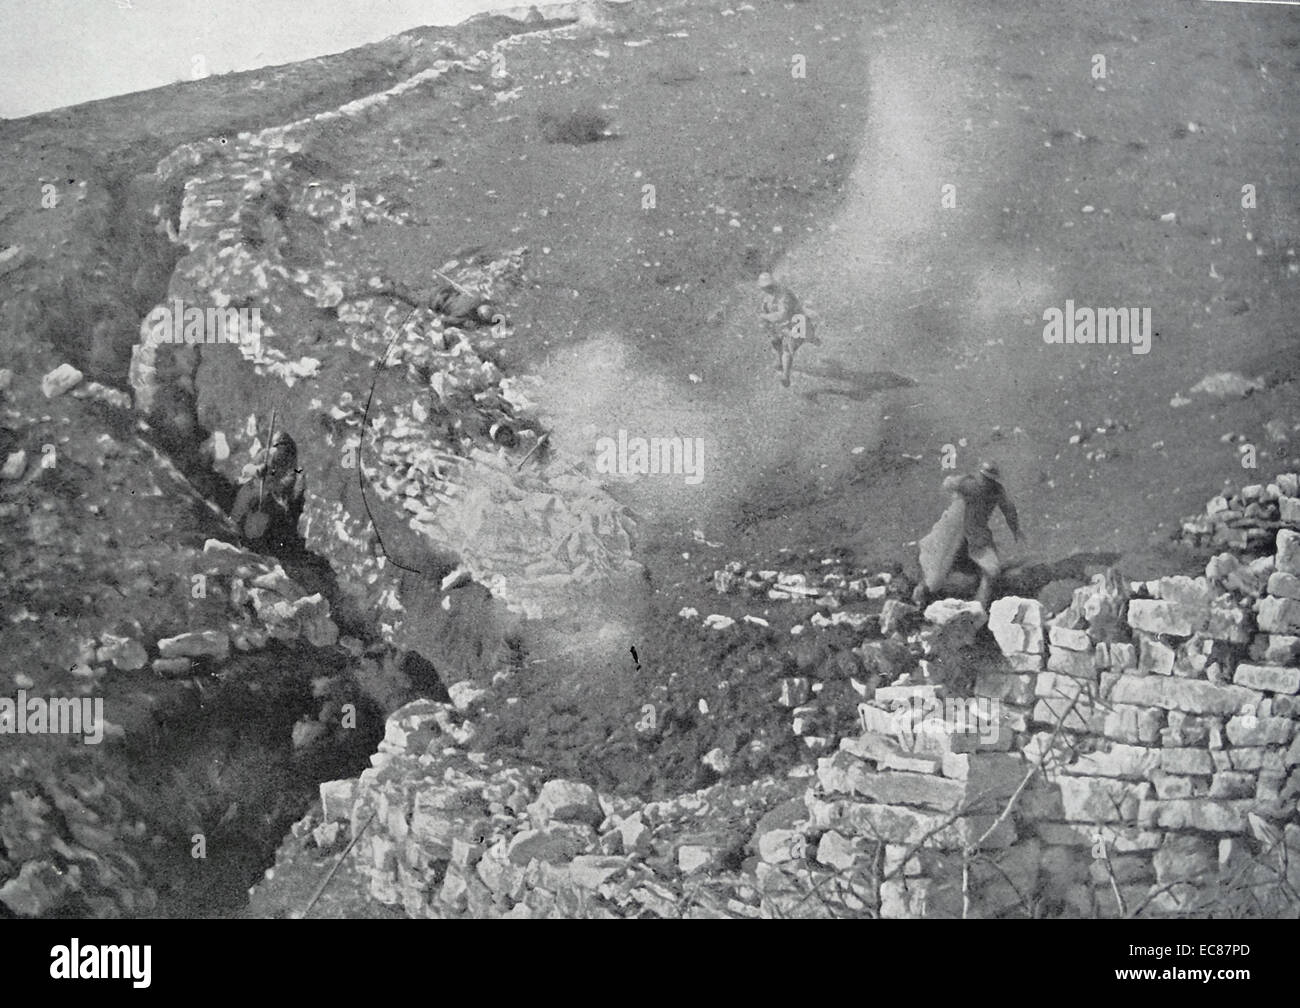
[{"xmin": 229, "ymin": 433, "xmax": 305, "ymax": 552}]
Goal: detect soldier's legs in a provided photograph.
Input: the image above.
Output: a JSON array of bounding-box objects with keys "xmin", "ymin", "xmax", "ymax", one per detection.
[
  {"xmin": 968, "ymin": 545, "xmax": 1000, "ymax": 609},
  {"xmin": 780, "ymin": 335, "xmax": 798, "ymax": 387}
]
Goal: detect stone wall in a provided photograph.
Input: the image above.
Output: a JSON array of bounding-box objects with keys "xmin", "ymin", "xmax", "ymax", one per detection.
[{"xmin": 296, "ymin": 478, "xmax": 1300, "ymax": 918}]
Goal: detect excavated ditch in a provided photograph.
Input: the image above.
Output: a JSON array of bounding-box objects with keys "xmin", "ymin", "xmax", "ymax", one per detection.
[{"xmin": 0, "ymin": 157, "xmax": 405, "ymax": 917}]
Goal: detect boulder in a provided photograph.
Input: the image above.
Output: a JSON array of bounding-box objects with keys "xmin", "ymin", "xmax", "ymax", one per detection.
[
  {"xmin": 319, "ymin": 780, "xmax": 357, "ymax": 821},
  {"xmin": 924, "ymin": 598, "xmax": 988, "ymax": 629},
  {"xmin": 816, "ymin": 830, "xmax": 861, "ymax": 872},
  {"xmin": 156, "ymin": 630, "xmax": 230, "ymax": 660},
  {"xmin": 1277, "ymin": 529, "xmax": 1300, "ymax": 576},
  {"xmin": 878, "ymin": 599, "xmax": 918, "ymax": 635},
  {"xmin": 1127, "ymin": 599, "xmax": 1194, "ymax": 637},
  {"xmin": 507, "ymin": 823, "xmax": 596, "ymax": 865},
  {"xmin": 95, "ymin": 634, "xmax": 148, "ymax": 671},
  {"xmin": 1266, "ymin": 571, "xmax": 1300, "ymax": 600},
  {"xmin": 41, "ymin": 363, "xmax": 83, "ymax": 398},
  {"xmin": 1257, "ymin": 596, "xmax": 1300, "ymax": 634},
  {"xmin": 527, "ymin": 779, "xmax": 603, "ymax": 828},
  {"xmin": 448, "ymin": 681, "xmax": 489, "ymax": 712},
  {"xmin": 1233, "ymin": 663, "xmax": 1300, "ymax": 694},
  {"xmin": 1108, "ymin": 674, "xmax": 1259, "ymax": 715},
  {"xmin": 1, "ymin": 451, "xmax": 25, "ymax": 480},
  {"xmin": 756, "ymin": 828, "xmax": 805, "ymax": 865}
]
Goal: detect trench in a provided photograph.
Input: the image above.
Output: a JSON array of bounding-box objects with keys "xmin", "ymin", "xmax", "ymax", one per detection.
[{"xmin": 6, "ymin": 153, "xmax": 451, "ymax": 918}]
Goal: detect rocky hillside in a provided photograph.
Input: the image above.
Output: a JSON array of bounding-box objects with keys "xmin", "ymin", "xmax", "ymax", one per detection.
[{"xmin": 1, "ymin": 0, "xmax": 1297, "ymax": 919}]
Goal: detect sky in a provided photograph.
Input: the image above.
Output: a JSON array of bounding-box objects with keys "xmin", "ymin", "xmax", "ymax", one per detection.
[{"xmin": 0, "ymin": 0, "xmax": 530, "ymax": 119}]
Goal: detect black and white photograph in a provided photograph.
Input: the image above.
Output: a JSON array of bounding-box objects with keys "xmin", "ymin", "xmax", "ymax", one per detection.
[{"xmin": 0, "ymin": 0, "xmax": 1297, "ymax": 954}]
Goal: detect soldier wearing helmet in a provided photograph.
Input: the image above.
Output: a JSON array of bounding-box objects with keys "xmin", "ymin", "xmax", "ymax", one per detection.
[
  {"xmin": 914, "ymin": 461, "xmax": 1022, "ymax": 610},
  {"xmin": 229, "ymin": 432, "xmax": 305, "ymax": 550}
]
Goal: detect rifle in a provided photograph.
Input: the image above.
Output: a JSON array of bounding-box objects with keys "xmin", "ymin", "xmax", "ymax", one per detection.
[
  {"xmin": 430, "ymin": 266, "xmax": 477, "ymax": 298},
  {"xmin": 258, "ymin": 408, "xmax": 277, "ymax": 511}
]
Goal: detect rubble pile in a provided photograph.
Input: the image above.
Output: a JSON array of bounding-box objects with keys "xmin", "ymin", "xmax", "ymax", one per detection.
[
  {"xmin": 65, "ymin": 540, "xmax": 340, "ymax": 682},
  {"xmin": 711, "ymin": 562, "xmax": 892, "ymax": 603},
  {"xmin": 1178, "ymin": 473, "xmax": 1299, "ymax": 553},
  {"xmin": 304, "ymin": 698, "xmax": 802, "ymax": 919},
  {"xmin": 403, "ymin": 450, "xmax": 641, "ymax": 621},
  {"xmin": 793, "ymin": 493, "xmax": 1300, "ymax": 917},
  {"xmin": 300, "ymin": 475, "xmax": 1300, "ymax": 917},
  {"xmin": 710, "ymin": 561, "xmax": 892, "ymax": 633},
  {"xmin": 689, "ymin": 562, "xmax": 995, "ymax": 769}
]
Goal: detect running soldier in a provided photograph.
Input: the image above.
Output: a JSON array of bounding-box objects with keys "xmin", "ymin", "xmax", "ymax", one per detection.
[
  {"xmin": 758, "ymin": 272, "xmax": 815, "ymax": 388},
  {"xmin": 914, "ymin": 461, "xmax": 1023, "ymax": 610}
]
